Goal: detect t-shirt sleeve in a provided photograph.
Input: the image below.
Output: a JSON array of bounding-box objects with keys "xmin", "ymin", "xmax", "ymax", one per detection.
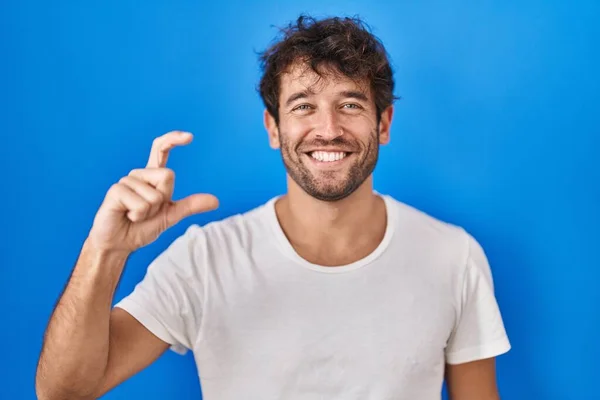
[
  {"xmin": 114, "ymin": 225, "xmax": 205, "ymax": 355},
  {"xmin": 445, "ymin": 231, "xmax": 511, "ymax": 365}
]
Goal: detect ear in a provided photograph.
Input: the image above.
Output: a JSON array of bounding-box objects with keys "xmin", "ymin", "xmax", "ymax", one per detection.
[
  {"xmin": 378, "ymin": 106, "xmax": 394, "ymax": 145},
  {"xmin": 264, "ymin": 109, "xmax": 280, "ymax": 149}
]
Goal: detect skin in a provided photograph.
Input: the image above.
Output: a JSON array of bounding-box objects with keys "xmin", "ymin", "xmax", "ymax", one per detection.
[
  {"xmin": 264, "ymin": 64, "xmax": 392, "ymax": 266},
  {"xmin": 446, "ymin": 358, "xmax": 501, "ymax": 400},
  {"xmin": 35, "ymin": 63, "xmax": 502, "ymax": 399}
]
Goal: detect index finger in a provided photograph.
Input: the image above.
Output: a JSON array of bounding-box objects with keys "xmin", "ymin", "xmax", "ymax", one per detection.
[{"xmin": 146, "ymin": 131, "xmax": 193, "ymax": 168}]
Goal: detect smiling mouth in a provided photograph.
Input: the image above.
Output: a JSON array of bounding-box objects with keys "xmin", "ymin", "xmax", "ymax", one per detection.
[{"xmin": 306, "ymin": 151, "xmax": 351, "ymax": 163}]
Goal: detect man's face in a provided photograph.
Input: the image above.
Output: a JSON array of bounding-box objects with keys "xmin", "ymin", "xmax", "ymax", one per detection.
[{"xmin": 265, "ymin": 63, "xmax": 392, "ymax": 202}]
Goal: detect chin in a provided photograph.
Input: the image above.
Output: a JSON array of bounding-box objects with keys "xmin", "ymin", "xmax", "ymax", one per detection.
[
  {"xmin": 301, "ymin": 180, "xmax": 360, "ymax": 202},
  {"xmin": 306, "ymin": 190, "xmax": 354, "ymax": 202},
  {"xmin": 284, "ymin": 157, "xmax": 371, "ymax": 202}
]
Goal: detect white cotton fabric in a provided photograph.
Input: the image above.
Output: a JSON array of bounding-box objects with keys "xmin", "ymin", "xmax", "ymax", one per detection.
[{"xmin": 115, "ymin": 194, "xmax": 511, "ymax": 399}]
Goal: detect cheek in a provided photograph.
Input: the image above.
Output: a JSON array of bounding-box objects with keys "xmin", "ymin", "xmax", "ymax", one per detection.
[
  {"xmin": 279, "ymin": 121, "xmax": 307, "ymax": 146},
  {"xmin": 339, "ymin": 115, "xmax": 375, "ymax": 135},
  {"xmin": 285, "ymin": 118, "xmax": 312, "ymax": 137}
]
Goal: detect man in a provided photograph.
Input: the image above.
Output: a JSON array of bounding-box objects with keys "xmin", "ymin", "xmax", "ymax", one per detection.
[{"xmin": 36, "ymin": 15, "xmax": 510, "ymax": 400}]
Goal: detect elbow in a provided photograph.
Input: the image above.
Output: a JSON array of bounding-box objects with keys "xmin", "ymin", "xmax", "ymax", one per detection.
[
  {"xmin": 35, "ymin": 375, "xmax": 67, "ymax": 400},
  {"xmin": 35, "ymin": 379, "xmax": 60, "ymax": 400},
  {"xmin": 35, "ymin": 363, "xmax": 53, "ymax": 400},
  {"xmin": 36, "ymin": 386, "xmax": 97, "ymax": 400},
  {"xmin": 35, "ymin": 370, "xmax": 99, "ymax": 400}
]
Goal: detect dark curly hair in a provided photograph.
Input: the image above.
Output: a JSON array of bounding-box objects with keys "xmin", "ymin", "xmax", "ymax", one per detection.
[{"xmin": 258, "ymin": 15, "xmax": 397, "ymax": 125}]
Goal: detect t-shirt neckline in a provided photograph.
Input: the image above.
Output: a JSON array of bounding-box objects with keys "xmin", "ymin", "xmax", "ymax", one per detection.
[{"xmin": 265, "ymin": 192, "xmax": 397, "ymax": 274}]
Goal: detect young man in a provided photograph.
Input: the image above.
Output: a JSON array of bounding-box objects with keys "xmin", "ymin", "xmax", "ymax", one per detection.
[{"xmin": 36, "ymin": 15, "xmax": 510, "ymax": 400}]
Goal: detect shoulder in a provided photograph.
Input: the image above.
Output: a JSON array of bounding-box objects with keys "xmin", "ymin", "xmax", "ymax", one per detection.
[
  {"xmin": 384, "ymin": 195, "xmax": 471, "ymax": 250},
  {"xmin": 382, "ymin": 195, "xmax": 497, "ymax": 307},
  {"xmin": 383, "ymin": 195, "xmax": 485, "ymax": 277},
  {"xmin": 177, "ymin": 197, "xmax": 276, "ymax": 256},
  {"xmin": 152, "ymin": 198, "xmax": 275, "ymax": 282}
]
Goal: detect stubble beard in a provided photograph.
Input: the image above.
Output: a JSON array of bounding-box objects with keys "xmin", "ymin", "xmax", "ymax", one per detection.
[{"xmin": 278, "ymin": 128, "xmax": 380, "ymax": 202}]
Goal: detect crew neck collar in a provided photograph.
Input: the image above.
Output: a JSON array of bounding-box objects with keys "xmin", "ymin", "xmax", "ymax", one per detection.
[{"xmin": 264, "ymin": 192, "xmax": 397, "ymax": 274}]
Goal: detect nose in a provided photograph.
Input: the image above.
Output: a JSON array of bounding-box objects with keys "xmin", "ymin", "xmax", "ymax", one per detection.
[{"xmin": 315, "ymin": 110, "xmax": 344, "ymax": 140}]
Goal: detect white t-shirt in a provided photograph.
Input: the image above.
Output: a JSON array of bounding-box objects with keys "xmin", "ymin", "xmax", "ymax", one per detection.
[{"xmin": 115, "ymin": 194, "xmax": 511, "ymax": 399}]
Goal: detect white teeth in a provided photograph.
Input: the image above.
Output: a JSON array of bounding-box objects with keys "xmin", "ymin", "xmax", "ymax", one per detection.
[{"xmin": 310, "ymin": 151, "xmax": 347, "ymax": 162}]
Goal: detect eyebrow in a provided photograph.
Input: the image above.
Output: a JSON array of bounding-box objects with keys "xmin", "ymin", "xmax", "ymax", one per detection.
[
  {"xmin": 285, "ymin": 90, "xmax": 314, "ymax": 108},
  {"xmin": 284, "ymin": 89, "xmax": 370, "ymax": 108},
  {"xmin": 339, "ymin": 90, "xmax": 369, "ymax": 102}
]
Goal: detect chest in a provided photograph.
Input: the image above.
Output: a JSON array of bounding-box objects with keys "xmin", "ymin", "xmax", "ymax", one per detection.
[{"xmin": 195, "ymin": 265, "xmax": 456, "ymax": 391}]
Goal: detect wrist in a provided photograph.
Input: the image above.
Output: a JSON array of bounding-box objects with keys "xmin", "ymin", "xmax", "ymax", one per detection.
[
  {"xmin": 76, "ymin": 238, "xmax": 131, "ymax": 288},
  {"xmin": 82, "ymin": 237, "xmax": 131, "ymax": 261}
]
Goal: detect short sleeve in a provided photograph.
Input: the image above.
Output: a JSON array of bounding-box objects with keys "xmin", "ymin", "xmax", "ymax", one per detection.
[
  {"xmin": 445, "ymin": 232, "xmax": 511, "ymax": 364},
  {"xmin": 114, "ymin": 225, "xmax": 205, "ymax": 355}
]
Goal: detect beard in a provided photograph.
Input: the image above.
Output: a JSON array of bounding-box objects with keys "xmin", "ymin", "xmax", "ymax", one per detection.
[{"xmin": 278, "ymin": 128, "xmax": 380, "ymax": 202}]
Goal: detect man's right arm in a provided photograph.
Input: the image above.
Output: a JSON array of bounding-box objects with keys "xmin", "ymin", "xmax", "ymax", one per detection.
[
  {"xmin": 35, "ymin": 239, "xmax": 169, "ymax": 400},
  {"xmin": 35, "ymin": 131, "xmax": 219, "ymax": 399}
]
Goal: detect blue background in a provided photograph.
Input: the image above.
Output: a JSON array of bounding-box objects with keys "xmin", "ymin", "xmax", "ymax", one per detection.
[{"xmin": 1, "ymin": 1, "xmax": 598, "ymax": 399}]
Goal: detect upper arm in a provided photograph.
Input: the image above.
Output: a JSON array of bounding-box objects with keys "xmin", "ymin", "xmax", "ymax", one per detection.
[
  {"xmin": 445, "ymin": 357, "xmax": 500, "ymax": 400},
  {"xmin": 445, "ymin": 232, "xmax": 511, "ymax": 364},
  {"xmin": 94, "ymin": 307, "xmax": 170, "ymax": 398},
  {"xmin": 94, "ymin": 226, "xmax": 206, "ymax": 397},
  {"xmin": 443, "ymin": 233, "xmax": 510, "ymax": 399}
]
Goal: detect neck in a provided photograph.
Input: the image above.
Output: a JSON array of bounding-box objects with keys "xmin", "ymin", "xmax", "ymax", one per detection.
[{"xmin": 274, "ymin": 176, "xmax": 387, "ymax": 266}]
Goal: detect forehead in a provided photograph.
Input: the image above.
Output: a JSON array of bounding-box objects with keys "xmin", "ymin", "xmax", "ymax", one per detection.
[{"xmin": 279, "ymin": 62, "xmax": 371, "ymax": 99}]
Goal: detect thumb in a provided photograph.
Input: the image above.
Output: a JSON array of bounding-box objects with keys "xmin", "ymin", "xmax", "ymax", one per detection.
[{"xmin": 166, "ymin": 193, "xmax": 219, "ymax": 227}]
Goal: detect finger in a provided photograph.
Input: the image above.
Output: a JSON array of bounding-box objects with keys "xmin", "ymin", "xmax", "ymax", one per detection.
[
  {"xmin": 118, "ymin": 176, "xmax": 165, "ymax": 218},
  {"xmin": 108, "ymin": 183, "xmax": 152, "ymax": 222},
  {"xmin": 128, "ymin": 168, "xmax": 175, "ymax": 200},
  {"xmin": 146, "ymin": 131, "xmax": 193, "ymax": 169},
  {"xmin": 165, "ymin": 194, "xmax": 219, "ymax": 227}
]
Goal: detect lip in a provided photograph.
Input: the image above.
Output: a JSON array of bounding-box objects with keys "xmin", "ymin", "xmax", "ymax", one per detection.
[
  {"xmin": 304, "ymin": 148, "xmax": 354, "ymax": 153},
  {"xmin": 303, "ymin": 151, "xmax": 353, "ymax": 168}
]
